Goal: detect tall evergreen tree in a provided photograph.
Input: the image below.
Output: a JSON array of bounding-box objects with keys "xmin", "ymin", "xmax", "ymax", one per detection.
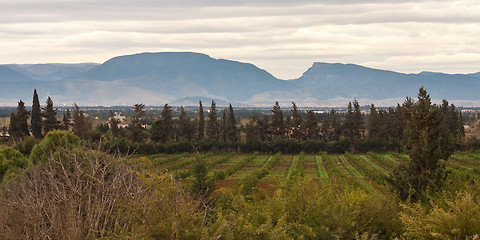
[
  {"xmin": 271, "ymin": 101, "xmax": 284, "ymax": 137},
  {"xmin": 8, "ymin": 112, "xmax": 18, "ymax": 138},
  {"xmin": 198, "ymin": 101, "xmax": 205, "ymax": 141},
  {"xmin": 31, "ymin": 89, "xmax": 42, "ymax": 138},
  {"xmin": 152, "ymin": 104, "xmax": 174, "ymax": 143},
  {"xmin": 291, "ymin": 101, "xmax": 302, "ymax": 139},
  {"xmin": 367, "ymin": 104, "xmax": 380, "ymax": 139},
  {"xmin": 226, "ymin": 104, "xmax": 237, "ymax": 142},
  {"xmin": 130, "ymin": 103, "xmax": 146, "ymax": 142},
  {"xmin": 42, "ymin": 96, "xmax": 60, "ymax": 133},
  {"xmin": 206, "ymin": 100, "xmax": 219, "ymax": 140},
  {"xmin": 62, "ymin": 109, "xmax": 72, "ymax": 131},
  {"xmin": 73, "ymin": 103, "xmax": 89, "ymax": 139},
  {"xmin": 176, "ymin": 106, "xmax": 191, "ymax": 141},
  {"xmin": 389, "ymin": 87, "xmax": 455, "ymax": 200},
  {"xmin": 321, "ymin": 109, "xmax": 341, "ymax": 141},
  {"xmin": 220, "ymin": 109, "xmax": 227, "ymax": 142},
  {"xmin": 304, "ymin": 110, "xmax": 318, "ymax": 140},
  {"xmin": 246, "ymin": 113, "xmax": 261, "ymax": 142},
  {"xmin": 15, "ymin": 100, "xmax": 30, "ymax": 139}
]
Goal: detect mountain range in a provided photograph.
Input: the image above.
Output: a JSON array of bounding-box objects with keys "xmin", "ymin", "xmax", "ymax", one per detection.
[{"xmin": 1, "ymin": 52, "xmax": 479, "ymax": 107}]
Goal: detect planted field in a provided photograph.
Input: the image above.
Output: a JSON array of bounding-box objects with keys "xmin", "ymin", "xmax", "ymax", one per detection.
[{"xmin": 141, "ymin": 152, "xmax": 480, "ymax": 196}]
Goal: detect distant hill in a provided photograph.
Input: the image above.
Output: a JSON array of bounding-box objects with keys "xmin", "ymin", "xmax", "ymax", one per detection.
[
  {"xmin": 1, "ymin": 52, "xmax": 480, "ymax": 106},
  {"xmin": 6, "ymin": 63, "xmax": 98, "ymax": 82}
]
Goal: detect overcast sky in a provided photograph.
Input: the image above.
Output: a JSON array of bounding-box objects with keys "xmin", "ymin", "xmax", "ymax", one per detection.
[{"xmin": 1, "ymin": 0, "xmax": 479, "ymax": 79}]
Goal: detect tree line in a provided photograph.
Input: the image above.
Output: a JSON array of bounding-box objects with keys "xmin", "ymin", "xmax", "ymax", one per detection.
[{"xmin": 4, "ymin": 88, "xmax": 465, "ymax": 154}]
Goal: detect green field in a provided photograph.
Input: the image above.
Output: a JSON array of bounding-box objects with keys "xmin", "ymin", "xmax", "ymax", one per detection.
[{"xmin": 136, "ymin": 151, "xmax": 480, "ymax": 195}]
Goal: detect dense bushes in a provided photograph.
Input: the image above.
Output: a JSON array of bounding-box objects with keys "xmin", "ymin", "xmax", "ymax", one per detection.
[{"xmin": 0, "ymin": 147, "xmax": 29, "ymax": 182}]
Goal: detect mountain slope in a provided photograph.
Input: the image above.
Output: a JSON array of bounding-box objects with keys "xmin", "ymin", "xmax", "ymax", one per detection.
[{"xmin": 75, "ymin": 52, "xmax": 293, "ymax": 102}]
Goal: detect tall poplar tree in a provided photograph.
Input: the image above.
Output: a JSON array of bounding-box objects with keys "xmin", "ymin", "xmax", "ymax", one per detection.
[{"xmin": 31, "ymin": 89, "xmax": 42, "ymax": 138}]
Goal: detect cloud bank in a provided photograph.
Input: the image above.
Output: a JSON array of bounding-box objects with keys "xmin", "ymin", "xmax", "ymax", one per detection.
[{"xmin": 1, "ymin": 0, "xmax": 479, "ymax": 79}]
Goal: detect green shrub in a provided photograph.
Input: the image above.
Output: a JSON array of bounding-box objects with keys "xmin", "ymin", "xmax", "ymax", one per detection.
[
  {"xmin": 0, "ymin": 147, "xmax": 29, "ymax": 182},
  {"xmin": 30, "ymin": 130, "xmax": 80, "ymax": 164}
]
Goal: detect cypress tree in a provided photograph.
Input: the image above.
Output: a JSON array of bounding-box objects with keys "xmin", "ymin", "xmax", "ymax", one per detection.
[
  {"xmin": 220, "ymin": 109, "xmax": 227, "ymax": 142},
  {"xmin": 31, "ymin": 89, "xmax": 42, "ymax": 138},
  {"xmin": 226, "ymin": 104, "xmax": 237, "ymax": 142},
  {"xmin": 206, "ymin": 100, "xmax": 219, "ymax": 140},
  {"xmin": 42, "ymin": 96, "xmax": 60, "ymax": 133},
  {"xmin": 198, "ymin": 101, "xmax": 205, "ymax": 140}
]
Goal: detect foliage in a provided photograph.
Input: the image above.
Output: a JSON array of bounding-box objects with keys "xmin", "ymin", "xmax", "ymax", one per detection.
[
  {"xmin": 400, "ymin": 191, "xmax": 480, "ymax": 240},
  {"xmin": 389, "ymin": 87, "xmax": 455, "ymax": 200},
  {"xmin": 0, "ymin": 146, "xmax": 29, "ymax": 182},
  {"xmin": 30, "ymin": 130, "xmax": 80, "ymax": 164}
]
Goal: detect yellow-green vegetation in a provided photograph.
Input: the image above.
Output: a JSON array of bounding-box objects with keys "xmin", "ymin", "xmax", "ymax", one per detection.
[{"xmin": 2, "ymin": 146, "xmax": 480, "ymax": 239}]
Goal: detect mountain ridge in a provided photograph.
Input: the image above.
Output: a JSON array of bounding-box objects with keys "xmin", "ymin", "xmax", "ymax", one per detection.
[{"xmin": 1, "ymin": 52, "xmax": 480, "ymax": 106}]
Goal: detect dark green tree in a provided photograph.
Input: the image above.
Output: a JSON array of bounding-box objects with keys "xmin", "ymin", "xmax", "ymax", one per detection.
[
  {"xmin": 31, "ymin": 89, "xmax": 42, "ymax": 138},
  {"xmin": 152, "ymin": 104, "xmax": 174, "ymax": 143},
  {"xmin": 42, "ymin": 96, "xmax": 60, "ymax": 133},
  {"xmin": 15, "ymin": 100, "xmax": 30, "ymax": 139},
  {"xmin": 220, "ymin": 109, "xmax": 227, "ymax": 142},
  {"xmin": 72, "ymin": 103, "xmax": 90, "ymax": 139},
  {"xmin": 8, "ymin": 113, "xmax": 18, "ymax": 138},
  {"xmin": 206, "ymin": 100, "xmax": 219, "ymax": 140},
  {"xmin": 367, "ymin": 104, "xmax": 380, "ymax": 139},
  {"xmin": 389, "ymin": 87, "xmax": 455, "ymax": 200},
  {"xmin": 108, "ymin": 110, "xmax": 120, "ymax": 138},
  {"xmin": 321, "ymin": 109, "xmax": 341, "ymax": 141},
  {"xmin": 176, "ymin": 106, "xmax": 192, "ymax": 141},
  {"xmin": 304, "ymin": 110, "xmax": 318, "ymax": 140},
  {"xmin": 271, "ymin": 101, "xmax": 284, "ymax": 137},
  {"xmin": 291, "ymin": 101, "xmax": 302, "ymax": 139},
  {"xmin": 62, "ymin": 109, "xmax": 72, "ymax": 131},
  {"xmin": 130, "ymin": 103, "xmax": 146, "ymax": 142},
  {"xmin": 226, "ymin": 104, "xmax": 237, "ymax": 142},
  {"xmin": 198, "ymin": 101, "xmax": 205, "ymax": 141}
]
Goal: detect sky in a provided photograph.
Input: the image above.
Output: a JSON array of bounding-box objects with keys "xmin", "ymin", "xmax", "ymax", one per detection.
[{"xmin": 1, "ymin": 0, "xmax": 480, "ymax": 79}]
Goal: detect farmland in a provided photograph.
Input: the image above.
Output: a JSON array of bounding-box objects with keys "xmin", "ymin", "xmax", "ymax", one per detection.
[{"xmin": 138, "ymin": 151, "xmax": 480, "ymax": 196}]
